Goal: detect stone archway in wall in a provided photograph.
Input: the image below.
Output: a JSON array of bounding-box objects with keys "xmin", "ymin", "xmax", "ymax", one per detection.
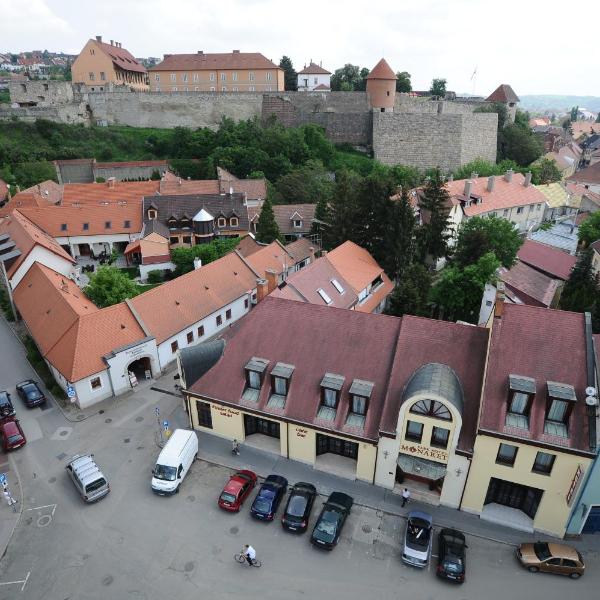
[{"xmin": 125, "ymin": 355, "xmax": 157, "ymax": 386}]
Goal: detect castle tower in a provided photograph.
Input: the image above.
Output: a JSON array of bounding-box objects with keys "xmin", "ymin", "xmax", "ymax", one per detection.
[
  {"xmin": 366, "ymin": 58, "xmax": 396, "ymax": 112},
  {"xmin": 485, "ymin": 84, "xmax": 520, "ymax": 124}
]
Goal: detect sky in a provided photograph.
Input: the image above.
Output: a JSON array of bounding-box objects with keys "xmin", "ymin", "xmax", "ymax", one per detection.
[{"xmin": 0, "ymin": 0, "xmax": 598, "ymax": 97}]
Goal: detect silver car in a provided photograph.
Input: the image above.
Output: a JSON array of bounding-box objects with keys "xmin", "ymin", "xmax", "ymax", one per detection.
[
  {"xmin": 402, "ymin": 510, "xmax": 433, "ymax": 568},
  {"xmin": 66, "ymin": 454, "xmax": 110, "ymax": 503}
]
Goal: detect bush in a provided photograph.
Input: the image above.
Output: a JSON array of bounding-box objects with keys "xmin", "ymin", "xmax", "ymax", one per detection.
[
  {"xmin": 22, "ymin": 336, "xmax": 67, "ymax": 400},
  {"xmin": 0, "ymin": 286, "xmax": 15, "ymax": 321},
  {"xmin": 147, "ymin": 270, "xmax": 163, "ymax": 284}
]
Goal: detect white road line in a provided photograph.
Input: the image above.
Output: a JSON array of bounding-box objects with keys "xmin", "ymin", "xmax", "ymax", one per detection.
[
  {"xmin": 0, "ymin": 571, "xmax": 31, "ymax": 592},
  {"xmin": 21, "ymin": 571, "xmax": 30, "ymax": 592},
  {"xmin": 26, "ymin": 503, "xmax": 57, "ymax": 514}
]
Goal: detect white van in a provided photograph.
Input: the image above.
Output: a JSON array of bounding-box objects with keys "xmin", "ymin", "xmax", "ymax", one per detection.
[{"xmin": 151, "ymin": 429, "xmax": 198, "ymax": 495}]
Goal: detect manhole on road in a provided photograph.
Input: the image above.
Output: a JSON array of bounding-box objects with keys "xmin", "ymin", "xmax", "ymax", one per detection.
[
  {"xmin": 362, "ymin": 524, "xmax": 372, "ymax": 534},
  {"xmin": 186, "ymin": 495, "xmax": 195, "ymax": 502},
  {"xmin": 124, "ymin": 438, "xmax": 130, "ymax": 443},
  {"xmin": 105, "ymin": 418, "xmax": 112, "ymax": 424},
  {"xmin": 48, "ymin": 477, "xmax": 56, "ymax": 483},
  {"xmin": 135, "ymin": 416, "xmax": 143, "ymax": 422},
  {"xmin": 56, "ymin": 453, "xmax": 67, "ymax": 461},
  {"xmin": 102, "ymin": 575, "xmax": 114, "ymax": 586},
  {"xmin": 59, "ymin": 430, "xmax": 69, "ymax": 437},
  {"xmin": 184, "ymin": 562, "xmax": 194, "ymax": 572},
  {"xmin": 229, "ymin": 526, "xmax": 239, "ymax": 535}
]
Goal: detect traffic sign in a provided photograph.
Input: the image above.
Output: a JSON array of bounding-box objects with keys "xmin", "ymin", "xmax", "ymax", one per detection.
[
  {"xmin": 67, "ymin": 385, "xmax": 76, "ymax": 398},
  {"xmin": 163, "ymin": 420, "xmax": 169, "ymax": 431},
  {"xmin": 0, "ymin": 473, "xmax": 6, "ymax": 485}
]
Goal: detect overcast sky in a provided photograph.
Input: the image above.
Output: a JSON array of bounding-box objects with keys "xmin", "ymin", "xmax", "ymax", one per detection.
[{"xmin": 0, "ymin": 0, "xmax": 598, "ymax": 96}]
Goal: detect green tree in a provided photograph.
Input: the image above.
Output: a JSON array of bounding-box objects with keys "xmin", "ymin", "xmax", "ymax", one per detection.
[
  {"xmin": 330, "ymin": 64, "xmax": 366, "ymax": 91},
  {"xmin": 499, "ymin": 123, "xmax": 543, "ymax": 166},
  {"xmin": 170, "ymin": 238, "xmax": 240, "ymax": 275},
  {"xmin": 429, "ymin": 78, "xmax": 447, "ymax": 98},
  {"xmin": 323, "ymin": 169, "xmax": 361, "ymax": 249},
  {"xmin": 429, "ymin": 252, "xmax": 500, "ymax": 323},
  {"xmin": 311, "ymin": 195, "xmax": 330, "ymax": 240},
  {"xmin": 416, "ymin": 170, "xmax": 452, "ymax": 262},
  {"xmin": 396, "ymin": 71, "xmax": 411, "ymax": 93},
  {"xmin": 570, "ymin": 106, "xmax": 579, "ymax": 122},
  {"xmin": 272, "ymin": 160, "xmax": 334, "ymax": 205},
  {"xmin": 559, "ymin": 249, "xmax": 597, "ymax": 313},
  {"xmin": 84, "ymin": 267, "xmax": 140, "ymax": 308},
  {"xmin": 530, "ymin": 157, "xmax": 562, "ymax": 185},
  {"xmin": 279, "ymin": 56, "xmax": 297, "ymax": 91},
  {"xmin": 383, "ymin": 189, "xmax": 417, "ymax": 279},
  {"xmin": 454, "ymin": 215, "xmax": 523, "ymax": 269},
  {"xmin": 386, "ymin": 263, "xmax": 431, "ymax": 317},
  {"xmin": 11, "ymin": 161, "xmax": 57, "ymax": 188},
  {"xmin": 256, "ymin": 197, "xmax": 283, "ymax": 244},
  {"xmin": 578, "ymin": 211, "xmax": 600, "ymax": 246}
]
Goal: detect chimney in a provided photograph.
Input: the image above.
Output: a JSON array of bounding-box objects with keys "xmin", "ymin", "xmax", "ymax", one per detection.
[
  {"xmin": 494, "ymin": 282, "xmax": 506, "ymax": 318},
  {"xmin": 110, "ymin": 40, "xmax": 114, "ymax": 46},
  {"xmin": 309, "ymin": 246, "xmax": 315, "ymax": 263},
  {"xmin": 265, "ymin": 269, "xmax": 278, "ymax": 293},
  {"xmin": 487, "ymin": 175, "xmax": 495, "ymax": 192},
  {"xmin": 504, "ymin": 169, "xmax": 513, "ymax": 183},
  {"xmin": 197, "ymin": 50, "xmax": 203, "ymax": 55},
  {"xmin": 256, "ymin": 278, "xmax": 268, "ymax": 302},
  {"xmin": 193, "ymin": 257, "xmax": 202, "ymax": 270},
  {"xmin": 523, "ymin": 172, "xmax": 532, "ymax": 187},
  {"xmin": 96, "ymin": 35, "xmax": 102, "ymax": 43},
  {"xmin": 232, "ymin": 50, "xmax": 240, "ymax": 54},
  {"xmin": 463, "ymin": 180, "xmax": 472, "ymax": 198},
  {"xmin": 178, "ymin": 178, "xmax": 182, "ymax": 185},
  {"xmin": 321, "ymin": 249, "xmax": 328, "ymax": 256},
  {"xmin": 107, "ymin": 177, "xmax": 116, "ymax": 189},
  {"xmin": 470, "ymin": 172, "xmax": 479, "ymax": 180}
]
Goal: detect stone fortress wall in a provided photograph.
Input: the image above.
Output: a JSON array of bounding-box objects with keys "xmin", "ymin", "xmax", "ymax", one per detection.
[{"xmin": 1, "ymin": 81, "xmax": 498, "ymax": 170}]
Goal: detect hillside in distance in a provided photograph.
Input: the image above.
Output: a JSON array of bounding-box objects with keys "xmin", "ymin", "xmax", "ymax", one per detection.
[{"xmin": 519, "ymin": 95, "xmax": 600, "ymax": 113}]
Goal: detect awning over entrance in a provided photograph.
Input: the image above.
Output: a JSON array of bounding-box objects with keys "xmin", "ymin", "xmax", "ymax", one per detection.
[{"xmin": 397, "ymin": 453, "xmax": 447, "ymax": 481}]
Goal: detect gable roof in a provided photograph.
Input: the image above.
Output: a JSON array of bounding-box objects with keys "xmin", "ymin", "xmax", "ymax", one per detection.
[
  {"xmin": 95, "ymin": 39, "xmax": 146, "ymax": 74},
  {"xmin": 244, "ymin": 241, "xmax": 295, "ymax": 278},
  {"xmin": 62, "ymin": 180, "xmax": 159, "ymax": 206},
  {"xmin": 236, "ymin": 234, "xmax": 264, "ymax": 258},
  {"xmin": 498, "ymin": 261, "xmax": 560, "ymax": 308},
  {"xmin": 486, "ymin": 84, "xmax": 520, "ymax": 103},
  {"xmin": 534, "ymin": 182, "xmax": 573, "ymax": 209},
  {"xmin": 150, "ymin": 52, "xmax": 280, "ymax": 72},
  {"xmin": 285, "ymin": 237, "xmax": 318, "ymax": 263},
  {"xmin": 271, "ymin": 203, "xmax": 316, "ymax": 234},
  {"xmin": 298, "ymin": 62, "xmax": 331, "ymax": 75},
  {"xmin": 517, "ymin": 239, "xmax": 576, "ymax": 281},
  {"xmin": 567, "ymin": 161, "xmax": 600, "ymax": 186},
  {"xmin": 367, "ymin": 58, "xmax": 396, "ymax": 80}
]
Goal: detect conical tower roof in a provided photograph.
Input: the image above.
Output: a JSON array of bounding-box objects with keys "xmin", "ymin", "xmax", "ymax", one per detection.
[
  {"xmin": 193, "ymin": 208, "xmax": 214, "ymax": 222},
  {"xmin": 367, "ymin": 58, "xmax": 396, "ymax": 80}
]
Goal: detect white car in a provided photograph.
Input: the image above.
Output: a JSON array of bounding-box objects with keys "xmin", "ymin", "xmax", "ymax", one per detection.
[{"xmin": 402, "ymin": 510, "xmax": 433, "ymax": 568}]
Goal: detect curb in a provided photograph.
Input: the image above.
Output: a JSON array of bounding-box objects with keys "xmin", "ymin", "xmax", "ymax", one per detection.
[{"xmin": 1, "ymin": 453, "xmax": 24, "ymax": 561}]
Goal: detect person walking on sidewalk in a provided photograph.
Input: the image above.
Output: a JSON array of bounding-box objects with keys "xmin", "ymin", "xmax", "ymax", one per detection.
[
  {"xmin": 401, "ymin": 487, "xmax": 410, "ymax": 507},
  {"xmin": 3, "ymin": 488, "xmax": 17, "ymax": 512},
  {"xmin": 232, "ymin": 439, "xmax": 240, "ymax": 456}
]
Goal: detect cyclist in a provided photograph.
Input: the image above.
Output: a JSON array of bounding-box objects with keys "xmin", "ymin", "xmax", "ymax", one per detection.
[{"xmin": 243, "ymin": 544, "xmax": 256, "ymax": 566}]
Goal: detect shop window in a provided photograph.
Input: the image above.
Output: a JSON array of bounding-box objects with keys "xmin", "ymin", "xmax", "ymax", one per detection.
[
  {"xmin": 171, "ymin": 341, "xmax": 178, "ymax": 353},
  {"xmin": 430, "ymin": 426, "xmax": 449, "ymax": 449},
  {"xmin": 532, "ymin": 451, "xmax": 555, "ymax": 475},
  {"xmin": 405, "ymin": 420, "xmax": 423, "ymax": 443},
  {"xmin": 197, "ymin": 401, "xmax": 213, "ymax": 429},
  {"xmin": 90, "ymin": 377, "xmax": 102, "ymax": 390},
  {"xmin": 496, "ymin": 443, "xmax": 518, "ymax": 466}
]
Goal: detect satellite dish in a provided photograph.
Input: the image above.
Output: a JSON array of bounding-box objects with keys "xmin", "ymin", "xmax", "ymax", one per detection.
[
  {"xmin": 585, "ymin": 386, "xmax": 597, "ymax": 397},
  {"xmin": 585, "ymin": 396, "xmax": 598, "ymax": 407}
]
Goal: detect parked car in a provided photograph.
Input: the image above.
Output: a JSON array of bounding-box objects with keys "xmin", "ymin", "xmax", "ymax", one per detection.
[
  {"xmin": 402, "ymin": 511, "xmax": 433, "ymax": 568},
  {"xmin": 250, "ymin": 474, "xmax": 288, "ymax": 521},
  {"xmin": 517, "ymin": 542, "xmax": 585, "ymax": 579},
  {"xmin": 437, "ymin": 528, "xmax": 467, "ymax": 583},
  {"xmin": 281, "ymin": 482, "xmax": 317, "ymax": 533},
  {"xmin": 15, "ymin": 379, "xmax": 46, "ymax": 408},
  {"xmin": 0, "ymin": 418, "xmax": 26, "ymax": 451},
  {"xmin": 0, "ymin": 391, "xmax": 15, "ymax": 418},
  {"xmin": 65, "ymin": 454, "xmax": 110, "ymax": 503},
  {"xmin": 310, "ymin": 492, "xmax": 353, "ymax": 550},
  {"xmin": 218, "ymin": 470, "xmax": 257, "ymax": 512}
]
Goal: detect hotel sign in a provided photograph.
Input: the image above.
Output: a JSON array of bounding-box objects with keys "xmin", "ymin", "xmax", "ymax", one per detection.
[
  {"xmin": 400, "ymin": 443, "xmax": 448, "ymax": 464},
  {"xmin": 566, "ymin": 464, "xmax": 584, "ymax": 506},
  {"xmin": 218, "ymin": 407, "xmax": 240, "ymax": 419}
]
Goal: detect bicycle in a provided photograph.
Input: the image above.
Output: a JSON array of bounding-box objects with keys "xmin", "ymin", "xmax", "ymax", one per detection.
[{"xmin": 234, "ymin": 552, "xmax": 261, "ymax": 568}]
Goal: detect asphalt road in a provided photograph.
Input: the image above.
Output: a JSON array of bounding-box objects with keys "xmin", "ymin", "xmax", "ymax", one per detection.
[{"xmin": 0, "ymin": 317, "xmax": 598, "ymax": 599}]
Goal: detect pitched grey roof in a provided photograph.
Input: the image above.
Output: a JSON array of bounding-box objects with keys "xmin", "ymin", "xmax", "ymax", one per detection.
[
  {"xmin": 179, "ymin": 340, "xmax": 226, "ymax": 389},
  {"xmin": 402, "ymin": 362, "xmax": 464, "ymax": 415},
  {"xmin": 142, "ymin": 219, "xmax": 169, "ymax": 238}
]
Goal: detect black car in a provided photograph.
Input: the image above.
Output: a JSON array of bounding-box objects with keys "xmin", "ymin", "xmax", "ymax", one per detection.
[
  {"xmin": 16, "ymin": 380, "xmax": 46, "ymax": 408},
  {"xmin": 281, "ymin": 482, "xmax": 317, "ymax": 533},
  {"xmin": 310, "ymin": 492, "xmax": 353, "ymax": 550},
  {"xmin": 250, "ymin": 474, "xmax": 288, "ymax": 521},
  {"xmin": 437, "ymin": 528, "xmax": 467, "ymax": 583},
  {"xmin": 0, "ymin": 391, "xmax": 15, "ymax": 418}
]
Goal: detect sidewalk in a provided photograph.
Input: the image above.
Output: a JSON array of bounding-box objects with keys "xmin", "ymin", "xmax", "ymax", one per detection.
[{"xmin": 185, "ymin": 422, "xmax": 600, "ymax": 554}]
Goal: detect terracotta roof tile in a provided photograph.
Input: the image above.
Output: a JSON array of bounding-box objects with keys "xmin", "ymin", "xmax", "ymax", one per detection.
[
  {"xmin": 517, "ymin": 239, "xmax": 576, "ymax": 281},
  {"xmin": 22, "ymin": 180, "xmax": 63, "ymax": 204},
  {"xmin": 284, "ymin": 237, "xmax": 318, "ymax": 262},
  {"xmin": 245, "ymin": 241, "xmax": 294, "ymax": 278},
  {"xmin": 159, "ymin": 180, "xmax": 220, "ymax": 195},
  {"xmin": 0, "ymin": 179, "xmax": 7, "ymax": 202},
  {"xmin": 236, "ymin": 235, "xmax": 263, "ymax": 258},
  {"xmin": 62, "ymin": 181, "xmax": 159, "ymax": 205},
  {"xmin": 567, "ymin": 161, "xmax": 600, "ymax": 186},
  {"xmin": 95, "ymin": 160, "xmax": 168, "ymax": 169},
  {"xmin": 297, "ymin": 62, "xmax": 331, "ymax": 75},
  {"xmin": 96, "ymin": 39, "xmax": 146, "ymax": 74},
  {"xmin": 326, "ymin": 240, "xmax": 387, "ymax": 293},
  {"xmin": 367, "ymin": 58, "xmax": 396, "ymax": 80},
  {"xmin": 498, "ymin": 261, "xmax": 560, "ymax": 307},
  {"xmin": 485, "ymin": 84, "xmax": 520, "ymax": 103},
  {"xmin": 150, "ymin": 52, "xmax": 280, "ymax": 72}
]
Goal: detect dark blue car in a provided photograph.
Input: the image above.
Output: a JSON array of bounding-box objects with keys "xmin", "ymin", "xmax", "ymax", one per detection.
[{"xmin": 250, "ymin": 474, "xmax": 288, "ymax": 521}]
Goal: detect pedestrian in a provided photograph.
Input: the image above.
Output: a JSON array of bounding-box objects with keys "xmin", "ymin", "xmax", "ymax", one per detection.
[
  {"xmin": 3, "ymin": 489, "xmax": 17, "ymax": 511},
  {"xmin": 401, "ymin": 487, "xmax": 410, "ymax": 508},
  {"xmin": 232, "ymin": 439, "xmax": 240, "ymax": 456}
]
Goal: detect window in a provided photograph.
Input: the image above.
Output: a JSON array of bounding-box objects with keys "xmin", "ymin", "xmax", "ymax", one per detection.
[
  {"xmin": 317, "ymin": 288, "xmax": 332, "ymax": 305},
  {"xmin": 496, "ymin": 443, "xmax": 518, "ymax": 466},
  {"xmin": 170, "ymin": 73, "xmax": 176, "ymax": 82},
  {"xmin": 405, "ymin": 420, "xmax": 424, "ymax": 443},
  {"xmin": 182, "ymin": 73, "xmax": 188, "ymax": 82},
  {"xmin": 186, "ymin": 331, "xmax": 194, "ymax": 344},
  {"xmin": 233, "ymin": 87, "xmax": 238, "ymax": 91},
  {"xmin": 249, "ymin": 72, "xmax": 255, "ymax": 81},
  {"xmin": 89, "ymin": 72, "xmax": 95, "ymax": 81},
  {"xmin": 351, "ymin": 395, "xmax": 367, "ymax": 415},
  {"xmin": 225, "ymin": 309, "xmax": 232, "ymax": 320},
  {"xmin": 105, "ymin": 221, "xmax": 111, "ymax": 229},
  {"xmin": 331, "ymin": 279, "xmax": 345, "ymax": 294},
  {"xmin": 244, "ymin": 298, "xmax": 249, "ymax": 309},
  {"xmin": 193, "ymin": 73, "xmax": 199, "ymax": 82},
  {"xmin": 90, "ymin": 377, "xmax": 102, "ymax": 390},
  {"xmin": 322, "ymin": 388, "xmax": 337, "ymax": 408},
  {"xmin": 83, "ymin": 222, "xmax": 89, "ymax": 231},
  {"xmin": 60, "ymin": 223, "xmax": 67, "ymax": 231},
  {"xmin": 155, "ymin": 74, "xmax": 160, "ymax": 82},
  {"xmin": 503, "ymin": 209, "xmax": 509, "ymax": 216},
  {"xmin": 230, "ymin": 217, "xmax": 238, "ymax": 227},
  {"xmin": 210, "ymin": 72, "xmax": 215, "ymax": 81},
  {"xmin": 232, "ymin": 72, "xmax": 238, "ymax": 81},
  {"xmin": 124, "ymin": 220, "xmax": 131, "ymax": 228},
  {"xmin": 184, "ymin": 87, "xmax": 189, "ymax": 92},
  {"xmin": 220, "ymin": 72, "xmax": 226, "ymax": 81},
  {"xmin": 431, "ymin": 427, "xmax": 450, "ymax": 449},
  {"xmin": 316, "ymin": 434, "xmax": 358, "ymax": 459},
  {"xmin": 273, "ymin": 377, "xmax": 287, "ymax": 396},
  {"xmin": 293, "ymin": 219, "xmax": 302, "ymax": 228},
  {"xmin": 168, "ymin": 218, "xmax": 177, "ymax": 229},
  {"xmin": 194, "ymin": 87, "xmax": 199, "ymax": 91},
  {"xmin": 536, "ymin": 203, "xmax": 541, "ymax": 211},
  {"xmin": 516, "ymin": 207, "xmax": 524, "ymax": 214},
  {"xmin": 169, "ymin": 236, "xmax": 179, "ymax": 244},
  {"xmin": 172, "ymin": 86, "xmax": 177, "ymax": 92},
  {"xmin": 266, "ymin": 72, "xmax": 272, "ymax": 81},
  {"xmin": 155, "ymin": 87, "xmax": 160, "ymax": 92},
  {"xmin": 221, "ymin": 86, "xmax": 227, "ymax": 92},
  {"xmin": 532, "ymin": 451, "xmax": 555, "ymax": 475},
  {"xmin": 217, "ymin": 217, "xmax": 226, "ymax": 228},
  {"xmin": 249, "ymin": 86, "xmax": 255, "ymax": 92},
  {"xmin": 90, "ymin": 49, "xmax": 94, "ymax": 55},
  {"xmin": 506, "ymin": 390, "xmax": 531, "ymax": 429},
  {"xmin": 216, "ymin": 314, "xmax": 222, "ymax": 326},
  {"xmin": 545, "ymin": 398, "xmax": 569, "ymax": 437},
  {"xmin": 210, "ymin": 86, "xmax": 216, "ymax": 92},
  {"xmin": 197, "ymin": 325, "xmax": 204, "ymax": 337},
  {"xmin": 197, "ymin": 401, "xmax": 213, "ymax": 429},
  {"xmin": 267, "ymin": 86, "xmax": 272, "ymax": 92},
  {"xmin": 100, "ymin": 72, "xmax": 106, "ymax": 81},
  {"xmin": 148, "ymin": 209, "xmax": 157, "ymax": 219},
  {"xmin": 247, "ymin": 370, "xmax": 261, "ymax": 390},
  {"xmin": 409, "ymin": 399, "xmax": 452, "ymax": 421},
  {"xmin": 182, "ymin": 236, "xmax": 191, "ymax": 244},
  {"xmin": 171, "ymin": 341, "xmax": 178, "ymax": 353},
  {"xmin": 314, "ymin": 77, "xmax": 318, "ymax": 85}
]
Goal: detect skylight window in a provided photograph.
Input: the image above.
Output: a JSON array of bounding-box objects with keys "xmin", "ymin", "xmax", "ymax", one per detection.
[
  {"xmin": 331, "ymin": 279, "xmax": 344, "ymax": 294},
  {"xmin": 317, "ymin": 288, "xmax": 332, "ymax": 304}
]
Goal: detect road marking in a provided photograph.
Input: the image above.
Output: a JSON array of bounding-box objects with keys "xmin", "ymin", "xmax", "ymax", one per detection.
[
  {"xmin": 0, "ymin": 571, "xmax": 30, "ymax": 592},
  {"xmin": 26, "ymin": 503, "xmax": 57, "ymax": 515}
]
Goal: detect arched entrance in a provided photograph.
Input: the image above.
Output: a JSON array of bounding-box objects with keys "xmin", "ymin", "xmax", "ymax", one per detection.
[{"xmin": 127, "ymin": 356, "xmax": 152, "ymax": 386}]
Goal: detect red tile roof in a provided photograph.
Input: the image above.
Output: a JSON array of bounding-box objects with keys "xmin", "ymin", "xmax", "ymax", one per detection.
[
  {"xmin": 236, "ymin": 235, "xmax": 263, "ymax": 258},
  {"xmin": 297, "ymin": 62, "xmax": 331, "ymax": 75},
  {"xmin": 96, "ymin": 40, "xmax": 146, "ymax": 74},
  {"xmin": 498, "ymin": 261, "xmax": 560, "ymax": 308},
  {"xmin": 95, "ymin": 160, "xmax": 168, "ymax": 169},
  {"xmin": 486, "ymin": 84, "xmax": 520, "ymax": 103},
  {"xmin": 62, "ymin": 181, "xmax": 159, "ymax": 205},
  {"xmin": 567, "ymin": 161, "xmax": 600, "ymax": 186},
  {"xmin": 478, "ymin": 304, "xmax": 591, "ymax": 453},
  {"xmin": 517, "ymin": 239, "xmax": 576, "ymax": 281},
  {"xmin": 284, "ymin": 237, "xmax": 318, "ymax": 263},
  {"xmin": 271, "ymin": 204, "xmax": 316, "ymax": 234},
  {"xmin": 244, "ymin": 241, "xmax": 294, "ymax": 278},
  {"xmin": 367, "ymin": 58, "xmax": 396, "ymax": 80},
  {"xmin": 150, "ymin": 52, "xmax": 280, "ymax": 72},
  {"xmin": 313, "ymin": 84, "xmax": 330, "ymax": 90}
]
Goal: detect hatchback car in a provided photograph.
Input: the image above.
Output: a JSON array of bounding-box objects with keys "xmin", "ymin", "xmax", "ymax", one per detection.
[
  {"xmin": 16, "ymin": 379, "xmax": 46, "ymax": 408},
  {"xmin": 218, "ymin": 470, "xmax": 257, "ymax": 512},
  {"xmin": 402, "ymin": 511, "xmax": 433, "ymax": 568},
  {"xmin": 437, "ymin": 528, "xmax": 467, "ymax": 583},
  {"xmin": 281, "ymin": 482, "xmax": 317, "ymax": 533},
  {"xmin": 517, "ymin": 542, "xmax": 585, "ymax": 578},
  {"xmin": 310, "ymin": 492, "xmax": 353, "ymax": 550},
  {"xmin": 250, "ymin": 474, "xmax": 288, "ymax": 521},
  {"xmin": 0, "ymin": 391, "xmax": 15, "ymax": 418},
  {"xmin": 0, "ymin": 418, "xmax": 26, "ymax": 451}
]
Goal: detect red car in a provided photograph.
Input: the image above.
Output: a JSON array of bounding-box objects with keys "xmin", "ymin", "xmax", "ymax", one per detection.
[
  {"xmin": 218, "ymin": 470, "xmax": 257, "ymax": 512},
  {"xmin": 0, "ymin": 418, "xmax": 26, "ymax": 451}
]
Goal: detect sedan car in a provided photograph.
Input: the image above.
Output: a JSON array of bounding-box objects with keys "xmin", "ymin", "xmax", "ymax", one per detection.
[
  {"xmin": 0, "ymin": 418, "xmax": 26, "ymax": 451},
  {"xmin": 218, "ymin": 469, "xmax": 257, "ymax": 512},
  {"xmin": 310, "ymin": 491, "xmax": 353, "ymax": 550},
  {"xmin": 517, "ymin": 541, "xmax": 585, "ymax": 579},
  {"xmin": 250, "ymin": 474, "xmax": 288, "ymax": 521},
  {"xmin": 16, "ymin": 379, "xmax": 46, "ymax": 408},
  {"xmin": 0, "ymin": 391, "xmax": 15, "ymax": 418},
  {"xmin": 402, "ymin": 510, "xmax": 433, "ymax": 568},
  {"xmin": 437, "ymin": 528, "xmax": 467, "ymax": 583},
  {"xmin": 281, "ymin": 482, "xmax": 317, "ymax": 533}
]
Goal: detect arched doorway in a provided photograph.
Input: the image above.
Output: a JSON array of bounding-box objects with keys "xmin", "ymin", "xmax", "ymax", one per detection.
[{"xmin": 127, "ymin": 356, "xmax": 152, "ymax": 386}]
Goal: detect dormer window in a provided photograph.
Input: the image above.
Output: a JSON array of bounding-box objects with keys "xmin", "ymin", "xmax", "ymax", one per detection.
[
  {"xmin": 217, "ymin": 217, "xmax": 227, "ymax": 228},
  {"xmin": 544, "ymin": 381, "xmax": 576, "ymax": 438},
  {"xmin": 168, "ymin": 217, "xmax": 178, "ymax": 229},
  {"xmin": 267, "ymin": 362, "xmax": 294, "ymax": 409},
  {"xmin": 317, "ymin": 288, "xmax": 332, "ymax": 305},
  {"xmin": 242, "ymin": 357, "xmax": 268, "ymax": 403},
  {"xmin": 230, "ymin": 217, "xmax": 239, "ymax": 227},
  {"xmin": 180, "ymin": 216, "xmax": 191, "ymax": 229},
  {"xmin": 294, "ymin": 219, "xmax": 302, "ymax": 228},
  {"xmin": 331, "ymin": 279, "xmax": 344, "ymax": 294},
  {"xmin": 410, "ymin": 399, "xmax": 451, "ymax": 421},
  {"xmin": 317, "ymin": 373, "xmax": 345, "ymax": 421},
  {"xmin": 506, "ymin": 374, "xmax": 535, "ymax": 429},
  {"xmin": 60, "ymin": 223, "xmax": 67, "ymax": 231},
  {"xmin": 148, "ymin": 209, "xmax": 158, "ymax": 220}
]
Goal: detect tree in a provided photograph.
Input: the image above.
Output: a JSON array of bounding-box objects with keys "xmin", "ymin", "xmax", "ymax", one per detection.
[
  {"xmin": 170, "ymin": 238, "xmax": 240, "ymax": 275},
  {"xmin": 454, "ymin": 216, "xmax": 523, "ymax": 269},
  {"xmin": 311, "ymin": 195, "xmax": 330, "ymax": 239},
  {"xmin": 596, "ymin": 113, "xmax": 600, "ymax": 123},
  {"xmin": 279, "ymin": 56, "xmax": 297, "ymax": 92},
  {"xmin": 396, "ymin": 71, "xmax": 411, "ymax": 93},
  {"xmin": 570, "ymin": 106, "xmax": 579, "ymax": 123},
  {"xmin": 429, "ymin": 252, "xmax": 500, "ymax": 323},
  {"xmin": 383, "ymin": 189, "xmax": 417, "ymax": 280},
  {"xmin": 559, "ymin": 249, "xmax": 597, "ymax": 313},
  {"xmin": 256, "ymin": 197, "xmax": 283, "ymax": 244},
  {"xmin": 499, "ymin": 123, "xmax": 543, "ymax": 166},
  {"xmin": 11, "ymin": 160, "xmax": 57, "ymax": 188},
  {"xmin": 330, "ymin": 64, "xmax": 368, "ymax": 91},
  {"xmin": 578, "ymin": 211, "xmax": 600, "ymax": 247},
  {"xmin": 416, "ymin": 170, "xmax": 452, "ymax": 262},
  {"xmin": 322, "ymin": 169, "xmax": 361, "ymax": 249},
  {"xmin": 84, "ymin": 267, "xmax": 140, "ymax": 308},
  {"xmin": 530, "ymin": 157, "xmax": 562, "ymax": 185},
  {"xmin": 386, "ymin": 263, "xmax": 432, "ymax": 317},
  {"xmin": 429, "ymin": 78, "xmax": 447, "ymax": 98},
  {"xmin": 272, "ymin": 160, "xmax": 334, "ymax": 205}
]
